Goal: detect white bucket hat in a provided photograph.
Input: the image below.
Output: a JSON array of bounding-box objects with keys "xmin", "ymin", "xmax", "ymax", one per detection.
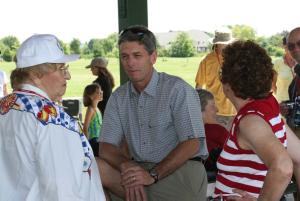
[
  {"xmin": 16, "ymin": 34, "xmax": 80, "ymax": 68},
  {"xmin": 212, "ymin": 27, "xmax": 235, "ymax": 45}
]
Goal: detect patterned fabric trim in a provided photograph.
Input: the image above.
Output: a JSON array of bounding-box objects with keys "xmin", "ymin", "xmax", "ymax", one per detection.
[{"xmin": 0, "ymin": 92, "xmax": 93, "ymax": 176}]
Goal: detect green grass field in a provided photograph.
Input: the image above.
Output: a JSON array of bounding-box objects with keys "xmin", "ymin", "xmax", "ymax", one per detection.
[{"xmin": 0, "ymin": 57, "xmax": 203, "ymax": 98}]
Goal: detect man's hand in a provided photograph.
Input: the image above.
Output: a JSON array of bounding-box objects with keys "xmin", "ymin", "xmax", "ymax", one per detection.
[
  {"xmin": 125, "ymin": 185, "xmax": 147, "ymax": 201},
  {"xmin": 120, "ymin": 161, "xmax": 150, "ymax": 201},
  {"xmin": 120, "ymin": 161, "xmax": 154, "ymax": 187}
]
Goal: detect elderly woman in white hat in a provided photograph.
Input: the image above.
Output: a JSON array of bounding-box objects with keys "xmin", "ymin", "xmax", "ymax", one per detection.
[
  {"xmin": 0, "ymin": 34, "xmax": 106, "ymax": 201},
  {"xmin": 195, "ymin": 27, "xmax": 236, "ymax": 131}
]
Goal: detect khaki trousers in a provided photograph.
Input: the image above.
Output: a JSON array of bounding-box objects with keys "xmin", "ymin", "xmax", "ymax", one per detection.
[{"xmin": 110, "ymin": 160, "xmax": 207, "ymax": 201}]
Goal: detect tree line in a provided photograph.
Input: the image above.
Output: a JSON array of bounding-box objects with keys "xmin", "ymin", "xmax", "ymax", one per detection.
[{"xmin": 0, "ymin": 25, "xmax": 288, "ymax": 62}]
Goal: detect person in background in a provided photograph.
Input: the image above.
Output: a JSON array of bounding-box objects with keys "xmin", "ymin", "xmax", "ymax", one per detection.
[
  {"xmin": 287, "ymin": 28, "xmax": 300, "ymax": 104},
  {"xmin": 0, "ymin": 69, "xmax": 8, "ymax": 98},
  {"xmin": 195, "ymin": 27, "xmax": 236, "ymax": 131},
  {"xmin": 0, "ymin": 34, "xmax": 106, "ymax": 201},
  {"xmin": 280, "ymin": 28, "xmax": 300, "ymax": 138},
  {"xmin": 83, "ymin": 83, "xmax": 103, "ymax": 157},
  {"xmin": 214, "ymin": 40, "xmax": 300, "ymax": 200},
  {"xmin": 197, "ymin": 89, "xmax": 228, "ymax": 199},
  {"xmin": 197, "ymin": 89, "xmax": 228, "ymax": 173},
  {"xmin": 86, "ymin": 57, "xmax": 115, "ymax": 116},
  {"xmin": 273, "ymin": 36, "xmax": 296, "ymax": 103},
  {"xmin": 286, "ymin": 27, "xmax": 300, "ymax": 201},
  {"xmin": 288, "ymin": 28, "xmax": 300, "ymax": 65},
  {"xmin": 98, "ymin": 25, "xmax": 208, "ymax": 201}
]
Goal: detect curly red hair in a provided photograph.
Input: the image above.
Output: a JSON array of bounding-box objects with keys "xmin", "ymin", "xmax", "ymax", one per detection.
[{"xmin": 220, "ymin": 40, "xmax": 275, "ymax": 99}]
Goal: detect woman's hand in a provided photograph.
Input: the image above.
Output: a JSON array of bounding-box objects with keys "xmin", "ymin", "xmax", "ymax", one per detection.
[{"xmin": 227, "ymin": 189, "xmax": 257, "ymax": 201}]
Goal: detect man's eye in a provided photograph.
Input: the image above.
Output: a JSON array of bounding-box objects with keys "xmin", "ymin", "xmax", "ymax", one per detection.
[{"xmin": 121, "ymin": 55, "xmax": 128, "ymax": 59}]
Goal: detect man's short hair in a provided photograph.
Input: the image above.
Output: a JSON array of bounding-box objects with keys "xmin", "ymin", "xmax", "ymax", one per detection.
[{"xmin": 118, "ymin": 25, "xmax": 157, "ymax": 54}]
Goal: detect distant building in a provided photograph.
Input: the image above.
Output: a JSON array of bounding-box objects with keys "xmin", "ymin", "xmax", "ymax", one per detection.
[{"xmin": 155, "ymin": 30, "xmax": 212, "ymax": 52}]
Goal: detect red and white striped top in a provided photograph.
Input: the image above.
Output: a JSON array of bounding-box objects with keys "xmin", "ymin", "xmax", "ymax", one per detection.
[{"xmin": 214, "ymin": 94, "xmax": 287, "ymax": 199}]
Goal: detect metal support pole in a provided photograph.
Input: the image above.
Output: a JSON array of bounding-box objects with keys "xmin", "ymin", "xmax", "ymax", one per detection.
[{"xmin": 118, "ymin": 0, "xmax": 148, "ymax": 84}]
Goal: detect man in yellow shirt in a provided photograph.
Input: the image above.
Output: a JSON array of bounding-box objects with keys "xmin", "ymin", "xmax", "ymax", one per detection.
[
  {"xmin": 273, "ymin": 36, "xmax": 296, "ymax": 103},
  {"xmin": 195, "ymin": 28, "xmax": 236, "ymax": 130}
]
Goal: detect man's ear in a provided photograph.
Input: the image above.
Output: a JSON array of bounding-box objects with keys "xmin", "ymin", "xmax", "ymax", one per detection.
[{"xmin": 150, "ymin": 50, "xmax": 157, "ymax": 65}]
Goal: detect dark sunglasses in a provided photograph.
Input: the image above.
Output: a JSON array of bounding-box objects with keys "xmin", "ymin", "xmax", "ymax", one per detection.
[
  {"xmin": 287, "ymin": 40, "xmax": 300, "ymax": 51},
  {"xmin": 119, "ymin": 27, "xmax": 150, "ymax": 37}
]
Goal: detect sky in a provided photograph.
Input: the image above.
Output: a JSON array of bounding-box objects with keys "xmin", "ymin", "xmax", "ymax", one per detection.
[{"xmin": 1, "ymin": 0, "xmax": 300, "ymax": 43}]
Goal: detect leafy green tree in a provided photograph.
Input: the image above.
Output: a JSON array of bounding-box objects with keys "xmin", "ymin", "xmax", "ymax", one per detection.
[
  {"xmin": 157, "ymin": 47, "xmax": 169, "ymax": 57},
  {"xmin": 106, "ymin": 46, "xmax": 119, "ymax": 58},
  {"xmin": 168, "ymin": 32, "xmax": 196, "ymax": 57},
  {"xmin": 0, "ymin": 36, "xmax": 19, "ymax": 61},
  {"xmin": 84, "ymin": 33, "xmax": 118, "ymax": 57},
  {"xmin": 102, "ymin": 33, "xmax": 118, "ymax": 55},
  {"xmin": 267, "ymin": 35, "xmax": 282, "ymax": 47},
  {"xmin": 70, "ymin": 38, "xmax": 81, "ymax": 54},
  {"xmin": 256, "ymin": 34, "xmax": 285, "ymax": 57},
  {"xmin": 58, "ymin": 40, "xmax": 70, "ymax": 54},
  {"xmin": 230, "ymin": 25, "xmax": 256, "ymax": 40},
  {"xmin": 157, "ymin": 41, "xmax": 169, "ymax": 57},
  {"xmin": 2, "ymin": 48, "xmax": 14, "ymax": 62},
  {"xmin": 81, "ymin": 42, "xmax": 93, "ymax": 58},
  {"xmin": 256, "ymin": 36, "xmax": 268, "ymax": 48},
  {"xmin": 1, "ymin": 36, "xmax": 20, "ymax": 50},
  {"xmin": 0, "ymin": 41, "xmax": 6, "ymax": 56},
  {"xmin": 88, "ymin": 39, "xmax": 104, "ymax": 57}
]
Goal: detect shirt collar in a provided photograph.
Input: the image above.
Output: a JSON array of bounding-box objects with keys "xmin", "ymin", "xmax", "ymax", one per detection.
[
  {"xmin": 19, "ymin": 84, "xmax": 51, "ymax": 100},
  {"xmin": 130, "ymin": 69, "xmax": 158, "ymax": 97}
]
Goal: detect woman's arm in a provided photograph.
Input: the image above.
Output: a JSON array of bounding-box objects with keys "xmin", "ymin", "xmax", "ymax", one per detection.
[
  {"xmin": 83, "ymin": 107, "xmax": 94, "ymax": 138},
  {"xmin": 237, "ymin": 115, "xmax": 293, "ymax": 200},
  {"xmin": 285, "ymin": 125, "xmax": 300, "ymax": 191}
]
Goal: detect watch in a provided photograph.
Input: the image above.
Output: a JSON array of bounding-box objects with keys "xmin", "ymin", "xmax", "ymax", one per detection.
[{"xmin": 149, "ymin": 167, "xmax": 159, "ymax": 183}]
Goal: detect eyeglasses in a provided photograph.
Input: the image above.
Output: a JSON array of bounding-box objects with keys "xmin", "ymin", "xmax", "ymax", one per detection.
[
  {"xmin": 58, "ymin": 65, "xmax": 70, "ymax": 76},
  {"xmin": 287, "ymin": 40, "xmax": 300, "ymax": 51}
]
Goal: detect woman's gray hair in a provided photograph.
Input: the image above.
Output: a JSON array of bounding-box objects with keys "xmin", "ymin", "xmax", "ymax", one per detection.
[
  {"xmin": 10, "ymin": 63, "xmax": 58, "ymax": 90},
  {"xmin": 196, "ymin": 89, "xmax": 214, "ymax": 112}
]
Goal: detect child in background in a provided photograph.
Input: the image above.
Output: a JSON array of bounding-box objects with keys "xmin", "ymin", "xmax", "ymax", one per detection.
[{"xmin": 83, "ymin": 83, "xmax": 103, "ymax": 157}]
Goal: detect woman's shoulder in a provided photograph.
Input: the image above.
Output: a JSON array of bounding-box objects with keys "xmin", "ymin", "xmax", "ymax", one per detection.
[{"xmin": 86, "ymin": 106, "xmax": 96, "ymax": 114}]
